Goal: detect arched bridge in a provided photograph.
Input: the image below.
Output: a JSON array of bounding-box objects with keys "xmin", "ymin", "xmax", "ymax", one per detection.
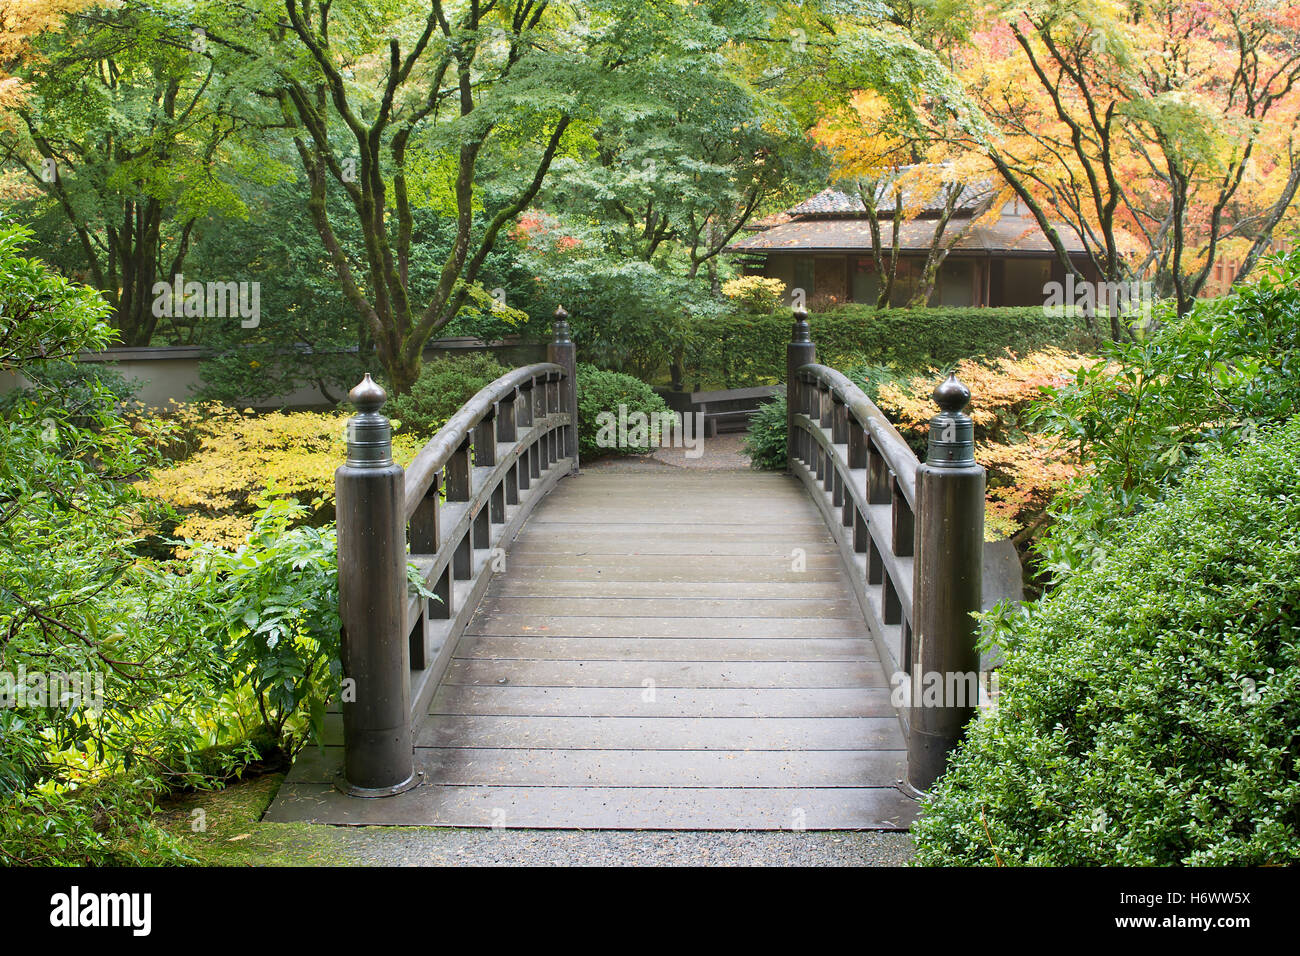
[{"xmin": 267, "ymin": 310, "xmax": 994, "ymax": 830}]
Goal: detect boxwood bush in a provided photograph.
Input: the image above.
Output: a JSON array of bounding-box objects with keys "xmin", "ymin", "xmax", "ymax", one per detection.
[
  {"xmin": 576, "ymin": 362, "xmax": 672, "ymax": 459},
  {"xmin": 742, "ymin": 394, "xmax": 788, "ymax": 471},
  {"xmin": 387, "ymin": 352, "xmax": 510, "ymax": 437},
  {"xmin": 912, "ymin": 418, "xmax": 1300, "ymax": 866}
]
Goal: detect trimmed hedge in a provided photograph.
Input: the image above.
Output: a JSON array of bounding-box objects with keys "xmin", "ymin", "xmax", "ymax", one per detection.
[
  {"xmin": 912, "ymin": 418, "xmax": 1300, "ymax": 866},
  {"xmin": 684, "ymin": 306, "xmax": 1099, "ymax": 387}
]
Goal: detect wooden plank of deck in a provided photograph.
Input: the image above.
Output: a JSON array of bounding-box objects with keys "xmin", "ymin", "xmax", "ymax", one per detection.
[{"xmin": 266, "ymin": 470, "xmax": 916, "ymax": 830}]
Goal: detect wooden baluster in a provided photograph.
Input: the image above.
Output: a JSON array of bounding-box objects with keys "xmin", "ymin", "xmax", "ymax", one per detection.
[
  {"xmin": 883, "ymin": 574, "xmax": 902, "ymax": 625},
  {"xmin": 853, "ymin": 508, "xmax": 869, "ymax": 553},
  {"xmin": 867, "ymin": 441, "xmax": 892, "ymax": 505},
  {"xmin": 446, "ymin": 436, "xmax": 473, "ymax": 579},
  {"xmin": 848, "ymin": 421, "xmax": 867, "ymax": 469},
  {"xmin": 409, "ymin": 474, "xmax": 440, "ymax": 554},
  {"xmin": 490, "ymin": 478, "xmax": 506, "ymax": 523},
  {"xmin": 446, "ymin": 436, "xmax": 471, "ymax": 502},
  {"xmin": 473, "ymin": 409, "xmax": 497, "ymax": 467},
  {"xmin": 832, "ymin": 394, "xmax": 848, "ymax": 444},
  {"xmin": 529, "ymin": 377, "xmax": 544, "ymax": 479},
  {"xmin": 505, "ymin": 462, "xmax": 520, "ymax": 505},
  {"xmin": 497, "ymin": 390, "xmax": 517, "ymax": 444},
  {"xmin": 452, "ymin": 529, "xmax": 472, "ymax": 580},
  {"xmin": 848, "ymin": 419, "xmax": 867, "ymax": 525},
  {"xmin": 473, "ymin": 499, "xmax": 490, "ymax": 554},
  {"xmin": 891, "ymin": 476, "xmax": 914, "ymax": 557},
  {"xmin": 786, "ymin": 309, "xmax": 815, "ymax": 469},
  {"xmin": 430, "ymin": 565, "xmax": 452, "ymax": 621},
  {"xmin": 518, "ymin": 379, "xmax": 534, "ymax": 429},
  {"xmin": 517, "ymin": 380, "xmax": 533, "ymax": 492}
]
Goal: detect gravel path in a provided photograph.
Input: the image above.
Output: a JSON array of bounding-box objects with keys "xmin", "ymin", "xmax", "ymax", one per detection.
[
  {"xmin": 583, "ymin": 432, "xmax": 754, "ymax": 473},
  {"xmin": 332, "ymin": 827, "xmax": 914, "ymax": 867}
]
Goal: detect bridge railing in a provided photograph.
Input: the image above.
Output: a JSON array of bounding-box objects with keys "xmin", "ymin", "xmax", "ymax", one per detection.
[
  {"xmin": 333, "ymin": 310, "xmax": 577, "ymax": 796},
  {"xmin": 784, "ymin": 309, "xmax": 985, "ymax": 792}
]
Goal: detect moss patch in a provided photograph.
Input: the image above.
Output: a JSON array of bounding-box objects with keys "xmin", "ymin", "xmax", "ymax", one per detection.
[{"xmin": 155, "ymin": 773, "xmax": 349, "ymax": 866}]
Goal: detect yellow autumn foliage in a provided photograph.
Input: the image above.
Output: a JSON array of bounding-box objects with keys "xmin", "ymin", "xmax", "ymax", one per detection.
[
  {"xmin": 721, "ymin": 275, "xmax": 787, "ymax": 314},
  {"xmin": 137, "ymin": 402, "xmax": 423, "ymax": 548}
]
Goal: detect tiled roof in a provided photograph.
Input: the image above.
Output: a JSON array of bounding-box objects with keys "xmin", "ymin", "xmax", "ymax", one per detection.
[
  {"xmin": 789, "ymin": 188, "xmax": 866, "ymax": 216},
  {"xmin": 725, "ymin": 211, "xmax": 1088, "ymax": 256},
  {"xmin": 745, "ymin": 209, "xmax": 794, "ymax": 230},
  {"xmin": 785, "ymin": 172, "xmax": 999, "ymax": 220}
]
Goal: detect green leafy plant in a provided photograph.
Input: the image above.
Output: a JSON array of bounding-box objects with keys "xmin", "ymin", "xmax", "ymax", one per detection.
[
  {"xmin": 741, "ymin": 394, "xmax": 788, "ymax": 470},
  {"xmin": 0, "ymin": 226, "xmax": 248, "ymax": 864},
  {"xmin": 185, "ymin": 497, "xmax": 342, "ymax": 749},
  {"xmin": 721, "ymin": 275, "xmax": 787, "ymax": 314}
]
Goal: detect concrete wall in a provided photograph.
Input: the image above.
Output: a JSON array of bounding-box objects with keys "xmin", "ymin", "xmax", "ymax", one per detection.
[{"xmin": 0, "ymin": 337, "xmax": 548, "ymax": 409}]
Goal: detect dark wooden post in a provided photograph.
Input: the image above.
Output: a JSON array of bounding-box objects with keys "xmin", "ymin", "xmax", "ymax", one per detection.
[
  {"xmin": 908, "ymin": 373, "xmax": 985, "ymax": 792},
  {"xmin": 548, "ymin": 306, "xmax": 578, "ymax": 472},
  {"xmin": 786, "ymin": 308, "xmax": 815, "ymax": 470},
  {"xmin": 335, "ymin": 374, "xmax": 418, "ymax": 796}
]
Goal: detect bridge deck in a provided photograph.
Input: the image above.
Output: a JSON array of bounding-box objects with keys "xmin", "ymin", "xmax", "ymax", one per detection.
[{"xmin": 267, "ymin": 469, "xmax": 917, "ymax": 829}]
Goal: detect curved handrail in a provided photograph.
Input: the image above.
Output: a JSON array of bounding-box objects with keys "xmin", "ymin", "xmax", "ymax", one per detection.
[
  {"xmin": 797, "ymin": 363, "xmax": 919, "ymax": 507},
  {"xmin": 403, "ymin": 361, "xmax": 565, "ymax": 518}
]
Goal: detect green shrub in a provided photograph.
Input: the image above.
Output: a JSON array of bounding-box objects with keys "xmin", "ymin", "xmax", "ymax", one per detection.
[
  {"xmin": 1033, "ymin": 252, "xmax": 1300, "ymax": 581},
  {"xmin": 576, "ymin": 362, "xmax": 672, "ymax": 459},
  {"xmin": 185, "ymin": 498, "xmax": 342, "ymax": 747},
  {"xmin": 742, "ymin": 394, "xmax": 788, "ymax": 470},
  {"xmin": 913, "ymin": 418, "xmax": 1300, "ymax": 866},
  {"xmin": 683, "ymin": 306, "xmax": 1098, "ymax": 388},
  {"xmin": 386, "ymin": 352, "xmax": 510, "ymax": 438}
]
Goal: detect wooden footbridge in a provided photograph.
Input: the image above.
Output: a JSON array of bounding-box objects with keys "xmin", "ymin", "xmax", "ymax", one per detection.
[{"xmin": 267, "ymin": 311, "xmax": 989, "ymax": 830}]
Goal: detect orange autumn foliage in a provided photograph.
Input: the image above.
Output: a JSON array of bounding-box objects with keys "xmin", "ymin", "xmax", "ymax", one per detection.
[{"xmin": 875, "ymin": 349, "xmax": 1096, "ymax": 539}]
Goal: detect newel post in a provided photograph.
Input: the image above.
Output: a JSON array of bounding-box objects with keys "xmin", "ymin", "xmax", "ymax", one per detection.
[
  {"xmin": 335, "ymin": 374, "xmax": 418, "ymax": 797},
  {"xmin": 786, "ymin": 307, "xmax": 815, "ymax": 468},
  {"xmin": 547, "ymin": 305, "xmax": 579, "ymax": 472},
  {"xmin": 908, "ymin": 373, "xmax": 985, "ymax": 792}
]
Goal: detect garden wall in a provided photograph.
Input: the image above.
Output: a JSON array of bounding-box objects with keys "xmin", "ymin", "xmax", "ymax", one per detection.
[{"xmin": 0, "ymin": 337, "xmax": 547, "ymax": 409}]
